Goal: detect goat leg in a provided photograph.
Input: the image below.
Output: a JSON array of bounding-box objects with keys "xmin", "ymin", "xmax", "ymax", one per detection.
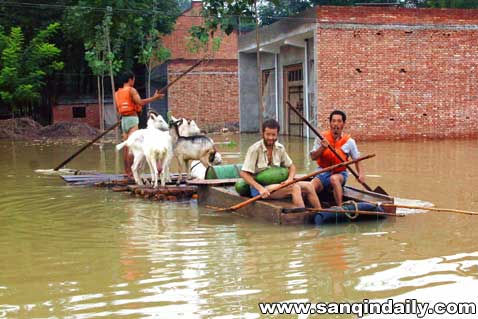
[
  {"xmin": 132, "ymin": 154, "xmax": 144, "ymax": 186},
  {"xmin": 176, "ymin": 156, "xmax": 184, "ymax": 185}
]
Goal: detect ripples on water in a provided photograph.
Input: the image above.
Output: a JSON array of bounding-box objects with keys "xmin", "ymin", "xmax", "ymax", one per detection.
[{"xmin": 0, "ymin": 138, "xmax": 477, "ymax": 318}]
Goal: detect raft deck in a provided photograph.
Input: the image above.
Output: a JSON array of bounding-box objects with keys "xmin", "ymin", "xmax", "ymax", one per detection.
[{"xmin": 198, "ymin": 185, "xmax": 395, "ymax": 225}]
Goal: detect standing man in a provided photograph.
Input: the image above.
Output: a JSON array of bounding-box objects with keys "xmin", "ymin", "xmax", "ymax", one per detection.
[
  {"xmin": 115, "ymin": 71, "xmax": 164, "ymax": 176},
  {"xmin": 240, "ymin": 119, "xmax": 321, "ymax": 211},
  {"xmin": 310, "ymin": 110, "xmax": 364, "ymax": 206}
]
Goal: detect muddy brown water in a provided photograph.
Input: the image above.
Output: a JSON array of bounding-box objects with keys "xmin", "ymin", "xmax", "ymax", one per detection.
[{"xmin": 0, "ymin": 135, "xmax": 477, "ymax": 318}]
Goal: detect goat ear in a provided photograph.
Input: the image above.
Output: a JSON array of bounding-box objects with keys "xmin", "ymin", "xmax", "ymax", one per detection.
[{"xmin": 150, "ymin": 113, "xmax": 157, "ymax": 120}]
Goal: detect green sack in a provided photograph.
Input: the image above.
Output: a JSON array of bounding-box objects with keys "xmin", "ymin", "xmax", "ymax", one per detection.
[
  {"xmin": 206, "ymin": 164, "xmax": 242, "ymax": 179},
  {"xmin": 235, "ymin": 179, "xmax": 251, "ymax": 197},
  {"xmin": 234, "ymin": 166, "xmax": 289, "ymax": 196},
  {"xmin": 255, "ymin": 166, "xmax": 289, "ymax": 185}
]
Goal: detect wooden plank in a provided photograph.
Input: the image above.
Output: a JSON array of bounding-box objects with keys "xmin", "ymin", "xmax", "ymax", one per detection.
[
  {"xmin": 61, "ymin": 172, "xmax": 183, "ymax": 186},
  {"xmin": 198, "ymin": 186, "xmax": 314, "ymax": 225},
  {"xmin": 187, "ymin": 178, "xmax": 241, "ymax": 185},
  {"xmin": 343, "ymin": 186, "xmax": 395, "ymax": 215}
]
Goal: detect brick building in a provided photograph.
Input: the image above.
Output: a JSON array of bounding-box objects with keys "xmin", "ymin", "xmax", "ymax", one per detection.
[
  {"xmin": 51, "ymin": 98, "xmax": 116, "ymax": 129},
  {"xmin": 52, "ymin": 99, "xmax": 101, "ymax": 129},
  {"xmin": 156, "ymin": 1, "xmax": 239, "ymax": 131},
  {"xmin": 239, "ymin": 5, "xmax": 478, "ymax": 139}
]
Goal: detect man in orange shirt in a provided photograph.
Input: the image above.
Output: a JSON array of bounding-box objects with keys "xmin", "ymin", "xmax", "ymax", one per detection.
[
  {"xmin": 115, "ymin": 71, "xmax": 164, "ymax": 176},
  {"xmin": 309, "ymin": 110, "xmax": 365, "ymax": 206}
]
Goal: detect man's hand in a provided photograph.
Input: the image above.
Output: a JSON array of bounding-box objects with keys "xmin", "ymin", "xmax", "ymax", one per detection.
[
  {"xmin": 283, "ymin": 177, "xmax": 294, "ymax": 184},
  {"xmin": 358, "ymin": 172, "xmax": 366, "ymax": 184},
  {"xmin": 258, "ymin": 186, "xmax": 271, "ymax": 199},
  {"xmin": 153, "ymin": 90, "xmax": 164, "ymax": 100},
  {"xmin": 320, "ymin": 138, "xmax": 329, "ymax": 149}
]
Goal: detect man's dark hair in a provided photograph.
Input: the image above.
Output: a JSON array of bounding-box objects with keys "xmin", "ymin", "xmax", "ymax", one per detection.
[
  {"xmin": 262, "ymin": 118, "xmax": 280, "ymax": 132},
  {"xmin": 329, "ymin": 110, "xmax": 346, "ymax": 122},
  {"xmin": 118, "ymin": 70, "xmax": 135, "ymax": 85}
]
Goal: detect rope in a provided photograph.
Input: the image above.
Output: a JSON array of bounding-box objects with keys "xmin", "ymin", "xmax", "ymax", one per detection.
[{"xmin": 343, "ymin": 200, "xmax": 360, "ymax": 220}]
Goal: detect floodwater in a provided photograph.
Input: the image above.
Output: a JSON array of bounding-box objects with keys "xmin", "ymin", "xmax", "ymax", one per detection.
[{"xmin": 0, "ymin": 135, "xmax": 477, "ymax": 318}]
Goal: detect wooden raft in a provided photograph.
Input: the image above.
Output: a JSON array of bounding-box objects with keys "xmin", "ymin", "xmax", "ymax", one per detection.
[
  {"xmin": 60, "ymin": 171, "xmax": 198, "ymax": 201},
  {"xmin": 124, "ymin": 185, "xmax": 198, "ymax": 201}
]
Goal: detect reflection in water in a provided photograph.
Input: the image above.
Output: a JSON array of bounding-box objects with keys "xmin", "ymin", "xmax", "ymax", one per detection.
[
  {"xmin": 357, "ymin": 251, "xmax": 478, "ymax": 293},
  {"xmin": 0, "ymin": 137, "xmax": 477, "ymax": 318}
]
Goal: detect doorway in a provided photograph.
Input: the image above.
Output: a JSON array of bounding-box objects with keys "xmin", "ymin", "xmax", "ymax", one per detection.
[{"xmin": 283, "ymin": 64, "xmax": 303, "ymax": 136}]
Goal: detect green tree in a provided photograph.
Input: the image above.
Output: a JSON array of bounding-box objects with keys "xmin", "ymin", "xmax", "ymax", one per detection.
[
  {"xmin": 0, "ymin": 23, "xmax": 64, "ymax": 119},
  {"xmin": 64, "ymin": 0, "xmax": 180, "ymax": 75},
  {"xmin": 137, "ymin": 27, "xmax": 171, "ymax": 112}
]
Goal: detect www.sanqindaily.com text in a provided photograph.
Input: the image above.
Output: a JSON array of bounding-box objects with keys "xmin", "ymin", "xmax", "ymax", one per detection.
[{"xmin": 258, "ymin": 299, "xmax": 476, "ymax": 317}]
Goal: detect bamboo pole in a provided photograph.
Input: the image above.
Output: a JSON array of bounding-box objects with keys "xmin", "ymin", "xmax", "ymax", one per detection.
[{"xmin": 380, "ymin": 204, "xmax": 478, "ymax": 216}]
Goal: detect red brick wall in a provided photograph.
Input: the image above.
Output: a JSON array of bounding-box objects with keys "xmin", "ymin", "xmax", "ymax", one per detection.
[
  {"xmin": 52, "ymin": 103, "xmax": 100, "ymax": 128},
  {"xmin": 162, "ymin": 2, "xmax": 238, "ymax": 61},
  {"xmin": 167, "ymin": 60, "xmax": 239, "ymax": 130},
  {"xmin": 317, "ymin": 5, "xmax": 478, "ymax": 25},
  {"xmin": 315, "ymin": 6, "xmax": 478, "ymax": 140}
]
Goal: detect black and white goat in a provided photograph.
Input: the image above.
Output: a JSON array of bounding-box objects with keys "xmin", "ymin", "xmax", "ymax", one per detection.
[{"xmin": 169, "ymin": 119, "xmax": 221, "ymax": 184}]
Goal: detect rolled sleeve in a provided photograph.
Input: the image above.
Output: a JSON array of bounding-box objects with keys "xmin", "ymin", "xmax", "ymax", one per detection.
[
  {"xmin": 342, "ymin": 138, "xmax": 360, "ymax": 160},
  {"xmin": 242, "ymin": 146, "xmax": 258, "ymax": 174},
  {"xmin": 312, "ymin": 137, "xmax": 321, "ymax": 152}
]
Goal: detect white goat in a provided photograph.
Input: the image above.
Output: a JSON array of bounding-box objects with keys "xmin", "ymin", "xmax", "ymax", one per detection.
[
  {"xmin": 147, "ymin": 112, "xmax": 169, "ymax": 131},
  {"xmin": 169, "ymin": 119, "xmax": 221, "ymax": 184},
  {"xmin": 190, "ymin": 153, "xmax": 223, "ymax": 179},
  {"xmin": 116, "ymin": 113, "xmax": 172, "ymax": 187}
]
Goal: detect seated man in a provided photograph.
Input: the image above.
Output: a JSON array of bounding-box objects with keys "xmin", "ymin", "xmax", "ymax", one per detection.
[
  {"xmin": 310, "ymin": 110, "xmax": 364, "ymax": 206},
  {"xmin": 240, "ymin": 119, "xmax": 321, "ymax": 211}
]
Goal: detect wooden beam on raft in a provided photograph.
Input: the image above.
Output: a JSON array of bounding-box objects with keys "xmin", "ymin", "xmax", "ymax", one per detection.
[{"xmin": 126, "ymin": 185, "xmax": 198, "ymax": 201}]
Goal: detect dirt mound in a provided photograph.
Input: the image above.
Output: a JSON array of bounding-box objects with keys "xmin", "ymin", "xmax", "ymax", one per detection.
[
  {"xmin": 0, "ymin": 117, "xmax": 100, "ymax": 140},
  {"xmin": 0, "ymin": 117, "xmax": 43, "ymax": 139},
  {"xmin": 39, "ymin": 122, "xmax": 100, "ymax": 139}
]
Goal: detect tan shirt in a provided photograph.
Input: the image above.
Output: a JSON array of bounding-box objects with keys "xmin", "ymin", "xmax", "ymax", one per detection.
[{"xmin": 242, "ymin": 140, "xmax": 293, "ymax": 174}]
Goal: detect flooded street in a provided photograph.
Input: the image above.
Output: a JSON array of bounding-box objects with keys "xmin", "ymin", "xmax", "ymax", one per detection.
[{"xmin": 0, "ymin": 135, "xmax": 477, "ymax": 318}]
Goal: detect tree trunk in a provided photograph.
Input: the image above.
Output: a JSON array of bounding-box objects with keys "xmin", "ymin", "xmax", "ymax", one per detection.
[
  {"xmin": 105, "ymin": 23, "xmax": 119, "ymax": 140},
  {"xmin": 101, "ymin": 74, "xmax": 105, "ymax": 131},
  {"xmin": 11, "ymin": 108, "xmax": 15, "ymax": 132},
  {"xmin": 97, "ymin": 75, "xmax": 103, "ymax": 131}
]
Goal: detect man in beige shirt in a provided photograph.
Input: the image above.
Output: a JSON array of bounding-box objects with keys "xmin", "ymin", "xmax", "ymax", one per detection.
[{"xmin": 240, "ymin": 119, "xmax": 321, "ymax": 211}]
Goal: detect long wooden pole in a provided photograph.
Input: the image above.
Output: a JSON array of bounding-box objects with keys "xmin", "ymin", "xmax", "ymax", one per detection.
[
  {"xmin": 54, "ymin": 58, "xmax": 206, "ymax": 171},
  {"xmin": 214, "ymin": 154, "xmax": 375, "ymax": 212},
  {"xmin": 286, "ymin": 101, "xmax": 387, "ymax": 195},
  {"xmin": 380, "ymin": 204, "xmax": 478, "ymax": 216}
]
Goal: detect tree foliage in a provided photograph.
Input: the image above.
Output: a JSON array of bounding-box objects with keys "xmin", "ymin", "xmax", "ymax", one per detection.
[
  {"xmin": 63, "ymin": 0, "xmax": 180, "ymax": 75},
  {"xmin": 0, "ymin": 23, "xmax": 63, "ymax": 114}
]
